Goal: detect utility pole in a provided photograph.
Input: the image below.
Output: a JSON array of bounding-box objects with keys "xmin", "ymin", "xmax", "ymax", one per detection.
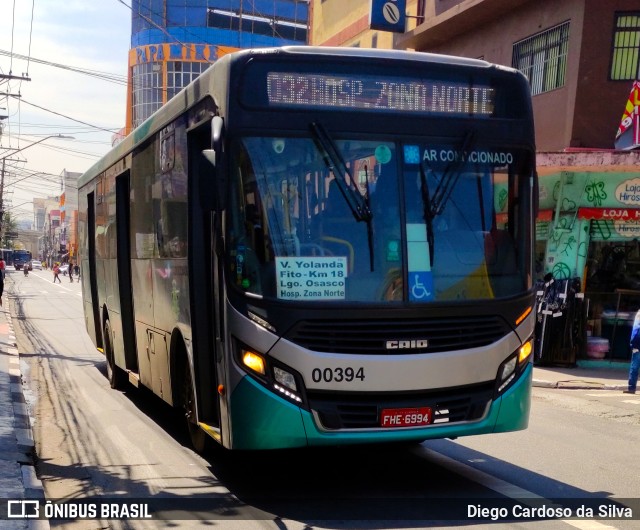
[
  {"xmin": 0, "ymin": 158, "xmax": 5, "ymax": 246},
  {"xmin": 1, "ymin": 70, "xmax": 30, "ymax": 247}
]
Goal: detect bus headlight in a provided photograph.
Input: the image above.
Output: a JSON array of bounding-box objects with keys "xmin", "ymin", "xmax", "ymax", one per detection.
[
  {"xmin": 274, "ymin": 366, "xmax": 297, "ymax": 392},
  {"xmin": 497, "ymin": 356, "xmax": 517, "ymax": 393},
  {"xmin": 236, "ymin": 341, "xmax": 306, "ymax": 406},
  {"xmin": 242, "ymin": 350, "xmax": 266, "ymax": 375},
  {"xmin": 518, "ymin": 340, "xmax": 533, "ymax": 364},
  {"xmin": 496, "ymin": 338, "xmax": 533, "ymax": 395}
]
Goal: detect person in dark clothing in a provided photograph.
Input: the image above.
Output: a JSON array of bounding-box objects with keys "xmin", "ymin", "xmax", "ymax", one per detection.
[
  {"xmin": 0, "ymin": 265, "xmax": 4, "ymax": 306},
  {"xmin": 626, "ymin": 309, "xmax": 640, "ymax": 394}
]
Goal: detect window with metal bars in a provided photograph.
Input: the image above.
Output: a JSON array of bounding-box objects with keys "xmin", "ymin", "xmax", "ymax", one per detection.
[
  {"xmin": 512, "ymin": 21, "xmax": 570, "ymax": 96},
  {"xmin": 610, "ymin": 12, "xmax": 640, "ymax": 80}
]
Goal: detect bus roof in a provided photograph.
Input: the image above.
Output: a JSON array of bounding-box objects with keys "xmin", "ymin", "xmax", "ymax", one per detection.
[{"xmin": 78, "ymin": 46, "xmax": 523, "ymax": 188}]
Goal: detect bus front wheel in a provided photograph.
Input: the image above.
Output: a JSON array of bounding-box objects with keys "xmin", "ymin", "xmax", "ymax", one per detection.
[
  {"xmin": 182, "ymin": 366, "xmax": 207, "ymax": 453},
  {"xmin": 104, "ymin": 320, "xmax": 126, "ymax": 389}
]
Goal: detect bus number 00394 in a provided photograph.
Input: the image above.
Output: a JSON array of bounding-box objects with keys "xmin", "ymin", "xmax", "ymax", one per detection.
[{"xmin": 311, "ymin": 367, "xmax": 365, "ymax": 383}]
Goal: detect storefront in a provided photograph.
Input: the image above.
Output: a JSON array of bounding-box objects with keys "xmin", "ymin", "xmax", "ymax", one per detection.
[{"xmin": 536, "ymin": 167, "xmax": 640, "ymax": 364}]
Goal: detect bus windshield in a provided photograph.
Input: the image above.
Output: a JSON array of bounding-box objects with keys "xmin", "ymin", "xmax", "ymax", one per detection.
[{"xmin": 227, "ymin": 134, "xmax": 532, "ymax": 303}]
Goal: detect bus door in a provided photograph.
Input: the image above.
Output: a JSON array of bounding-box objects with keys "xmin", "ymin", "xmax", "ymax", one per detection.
[
  {"xmin": 187, "ymin": 117, "xmax": 220, "ymax": 429},
  {"xmin": 87, "ymin": 192, "xmax": 102, "ymax": 348},
  {"xmin": 116, "ymin": 171, "xmax": 138, "ymax": 373}
]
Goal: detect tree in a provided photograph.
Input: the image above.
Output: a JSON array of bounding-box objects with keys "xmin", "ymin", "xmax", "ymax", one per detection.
[{"xmin": 1, "ymin": 211, "xmax": 19, "ymax": 248}]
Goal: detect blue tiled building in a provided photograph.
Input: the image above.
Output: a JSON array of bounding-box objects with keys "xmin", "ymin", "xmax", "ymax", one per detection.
[{"xmin": 127, "ymin": 0, "xmax": 308, "ymax": 130}]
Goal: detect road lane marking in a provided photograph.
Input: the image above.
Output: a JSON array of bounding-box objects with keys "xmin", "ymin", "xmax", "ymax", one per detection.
[
  {"xmin": 413, "ymin": 446, "xmax": 619, "ymax": 529},
  {"xmin": 30, "ymin": 272, "xmax": 77, "ymax": 292}
]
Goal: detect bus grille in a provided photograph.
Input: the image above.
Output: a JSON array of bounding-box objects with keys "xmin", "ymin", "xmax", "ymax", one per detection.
[
  {"xmin": 285, "ymin": 315, "xmax": 510, "ymax": 354},
  {"xmin": 309, "ymin": 383, "xmax": 494, "ymax": 430}
]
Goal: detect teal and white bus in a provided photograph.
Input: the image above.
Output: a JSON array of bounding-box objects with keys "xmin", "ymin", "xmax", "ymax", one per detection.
[{"xmin": 78, "ymin": 47, "xmax": 536, "ymax": 451}]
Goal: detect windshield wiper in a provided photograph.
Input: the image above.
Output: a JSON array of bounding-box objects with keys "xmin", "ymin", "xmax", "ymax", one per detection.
[
  {"xmin": 310, "ymin": 122, "xmax": 372, "ymax": 223},
  {"xmin": 428, "ymin": 129, "xmax": 476, "ymax": 218},
  {"xmin": 310, "ymin": 121, "xmax": 375, "ymax": 271},
  {"xmin": 419, "ymin": 162, "xmax": 436, "ymax": 267},
  {"xmin": 419, "ymin": 130, "xmax": 476, "ymax": 267}
]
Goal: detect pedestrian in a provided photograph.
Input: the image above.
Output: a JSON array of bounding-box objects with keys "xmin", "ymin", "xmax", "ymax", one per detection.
[
  {"xmin": 0, "ymin": 261, "xmax": 4, "ymax": 306},
  {"xmin": 74, "ymin": 263, "xmax": 80, "ymax": 278},
  {"xmin": 53, "ymin": 263, "xmax": 61, "ymax": 283},
  {"xmin": 625, "ymin": 308, "xmax": 640, "ymax": 394},
  {"xmin": 0, "ymin": 256, "xmax": 5, "ymax": 281},
  {"xmin": 68, "ymin": 261, "xmax": 74, "ymax": 283}
]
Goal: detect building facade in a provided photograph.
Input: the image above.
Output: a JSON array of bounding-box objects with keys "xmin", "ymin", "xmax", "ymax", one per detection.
[
  {"xmin": 398, "ymin": 0, "xmax": 639, "ymax": 151},
  {"xmin": 126, "ymin": 0, "xmax": 309, "ymax": 134},
  {"xmin": 60, "ymin": 170, "xmax": 81, "ymax": 262},
  {"xmin": 310, "ymin": 0, "xmax": 421, "ymax": 49}
]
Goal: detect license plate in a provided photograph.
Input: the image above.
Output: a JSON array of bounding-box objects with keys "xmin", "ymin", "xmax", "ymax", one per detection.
[{"xmin": 380, "ymin": 407, "xmax": 432, "ymax": 428}]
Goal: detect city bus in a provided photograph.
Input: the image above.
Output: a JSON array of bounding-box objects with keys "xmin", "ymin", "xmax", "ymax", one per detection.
[
  {"xmin": 13, "ymin": 249, "xmax": 32, "ymax": 270},
  {"xmin": 78, "ymin": 47, "xmax": 537, "ymax": 451}
]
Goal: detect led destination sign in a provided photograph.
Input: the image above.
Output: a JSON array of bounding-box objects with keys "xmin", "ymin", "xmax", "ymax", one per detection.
[{"xmin": 266, "ymin": 72, "xmax": 495, "ymax": 116}]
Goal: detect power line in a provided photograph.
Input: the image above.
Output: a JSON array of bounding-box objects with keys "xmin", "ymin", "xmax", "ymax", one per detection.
[
  {"xmin": 15, "ymin": 97, "xmax": 120, "ymax": 134},
  {"xmin": 0, "ymin": 49, "xmax": 128, "ymax": 86}
]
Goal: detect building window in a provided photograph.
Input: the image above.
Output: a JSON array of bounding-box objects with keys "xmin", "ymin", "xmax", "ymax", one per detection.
[
  {"xmin": 166, "ymin": 61, "xmax": 208, "ymax": 100},
  {"xmin": 207, "ymin": 5, "xmax": 307, "ymax": 43},
  {"xmin": 132, "ymin": 62, "xmax": 163, "ymax": 128},
  {"xmin": 512, "ymin": 21, "xmax": 570, "ymax": 96},
  {"xmin": 610, "ymin": 12, "xmax": 640, "ymax": 80}
]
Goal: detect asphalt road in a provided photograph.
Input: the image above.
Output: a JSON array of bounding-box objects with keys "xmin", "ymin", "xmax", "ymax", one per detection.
[{"xmin": 6, "ymin": 267, "xmax": 640, "ymax": 530}]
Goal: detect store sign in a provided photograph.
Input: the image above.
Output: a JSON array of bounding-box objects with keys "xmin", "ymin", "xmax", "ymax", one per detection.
[
  {"xmin": 614, "ymin": 221, "xmax": 640, "ymax": 238},
  {"xmin": 578, "ymin": 207, "xmax": 640, "ymax": 220},
  {"xmin": 131, "ymin": 44, "xmax": 238, "ymax": 65},
  {"xmin": 370, "ymin": 0, "xmax": 407, "ymax": 33},
  {"xmin": 615, "ymin": 178, "xmax": 640, "ymax": 206}
]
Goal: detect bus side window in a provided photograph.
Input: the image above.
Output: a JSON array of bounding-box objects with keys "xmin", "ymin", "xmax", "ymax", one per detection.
[{"xmin": 158, "ymin": 200, "xmax": 188, "ymax": 258}]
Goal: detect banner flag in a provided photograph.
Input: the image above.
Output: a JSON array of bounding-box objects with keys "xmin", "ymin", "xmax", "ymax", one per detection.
[{"xmin": 615, "ymin": 80, "xmax": 640, "ymax": 150}]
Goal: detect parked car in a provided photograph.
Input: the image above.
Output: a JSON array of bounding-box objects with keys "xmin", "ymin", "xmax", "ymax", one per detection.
[
  {"xmin": 30, "ymin": 260, "xmax": 43, "ymax": 270},
  {"xmin": 58, "ymin": 263, "xmax": 69, "ymax": 275}
]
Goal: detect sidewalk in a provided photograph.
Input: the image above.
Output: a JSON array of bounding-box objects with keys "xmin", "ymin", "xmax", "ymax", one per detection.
[
  {"xmin": 0, "ymin": 297, "xmax": 46, "ymax": 527},
  {"xmin": 533, "ymin": 361, "xmax": 630, "ymax": 390}
]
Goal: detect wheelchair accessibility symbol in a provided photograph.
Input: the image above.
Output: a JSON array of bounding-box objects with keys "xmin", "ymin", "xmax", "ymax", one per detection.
[{"xmin": 410, "ymin": 272, "xmax": 433, "ymax": 301}]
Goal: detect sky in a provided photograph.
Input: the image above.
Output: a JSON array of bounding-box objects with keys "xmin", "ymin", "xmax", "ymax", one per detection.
[{"xmin": 0, "ymin": 0, "xmax": 131, "ymax": 222}]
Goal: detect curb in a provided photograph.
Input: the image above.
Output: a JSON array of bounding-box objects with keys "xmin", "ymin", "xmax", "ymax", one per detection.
[{"xmin": 533, "ymin": 379, "xmax": 627, "ymax": 391}]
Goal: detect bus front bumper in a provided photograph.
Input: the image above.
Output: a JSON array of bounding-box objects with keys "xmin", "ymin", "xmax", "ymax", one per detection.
[{"xmin": 228, "ymin": 363, "xmax": 532, "ymax": 450}]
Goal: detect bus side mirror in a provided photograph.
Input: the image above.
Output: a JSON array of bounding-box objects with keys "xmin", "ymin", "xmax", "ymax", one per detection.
[{"xmin": 200, "ymin": 116, "xmax": 225, "ymax": 211}]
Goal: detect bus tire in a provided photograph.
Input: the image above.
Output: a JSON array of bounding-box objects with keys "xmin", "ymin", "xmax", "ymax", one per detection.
[
  {"xmin": 104, "ymin": 320, "xmax": 126, "ymax": 389},
  {"xmin": 182, "ymin": 364, "xmax": 207, "ymax": 453}
]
